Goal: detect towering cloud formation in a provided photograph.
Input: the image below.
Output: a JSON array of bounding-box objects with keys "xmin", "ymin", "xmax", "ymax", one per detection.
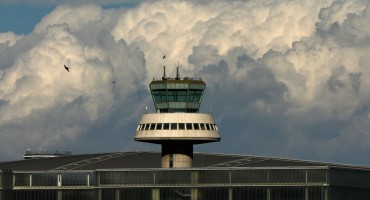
[{"xmin": 0, "ymin": 0, "xmax": 370, "ymax": 165}]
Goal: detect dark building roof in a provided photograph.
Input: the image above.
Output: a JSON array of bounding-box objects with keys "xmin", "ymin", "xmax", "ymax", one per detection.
[{"xmin": 0, "ymin": 151, "xmax": 369, "ymax": 171}]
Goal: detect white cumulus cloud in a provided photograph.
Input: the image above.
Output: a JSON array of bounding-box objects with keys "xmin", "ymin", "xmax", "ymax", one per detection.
[{"xmin": 1, "ymin": 0, "xmax": 370, "ymax": 165}]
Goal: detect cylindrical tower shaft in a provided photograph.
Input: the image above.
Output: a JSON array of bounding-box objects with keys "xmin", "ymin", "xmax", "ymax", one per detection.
[{"xmin": 162, "ymin": 141, "xmax": 193, "ymax": 168}]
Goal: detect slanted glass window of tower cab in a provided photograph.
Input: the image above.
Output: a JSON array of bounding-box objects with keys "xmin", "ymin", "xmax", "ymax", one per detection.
[
  {"xmin": 171, "ymin": 123, "xmax": 177, "ymax": 130},
  {"xmin": 151, "ymin": 89, "xmax": 203, "ymax": 103},
  {"xmin": 163, "ymin": 123, "xmax": 170, "ymax": 130},
  {"xmin": 156, "ymin": 123, "xmax": 162, "ymax": 130},
  {"xmin": 186, "ymin": 123, "xmax": 192, "ymax": 130},
  {"xmin": 200, "ymin": 123, "xmax": 206, "ymax": 130},
  {"xmin": 179, "ymin": 123, "xmax": 185, "ymax": 130}
]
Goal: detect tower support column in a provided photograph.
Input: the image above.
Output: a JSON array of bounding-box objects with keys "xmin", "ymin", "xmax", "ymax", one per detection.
[
  {"xmin": 152, "ymin": 188, "xmax": 160, "ymax": 200},
  {"xmin": 162, "ymin": 142, "xmax": 193, "ymax": 168},
  {"xmin": 57, "ymin": 190, "xmax": 62, "ymax": 200},
  {"xmin": 266, "ymin": 187, "xmax": 271, "ymax": 200}
]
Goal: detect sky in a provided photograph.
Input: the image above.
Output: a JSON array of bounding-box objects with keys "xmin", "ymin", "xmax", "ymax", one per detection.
[{"xmin": 1, "ymin": 0, "xmax": 370, "ymax": 166}]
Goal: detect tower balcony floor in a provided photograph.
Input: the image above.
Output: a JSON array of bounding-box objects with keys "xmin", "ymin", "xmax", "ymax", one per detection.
[{"xmin": 135, "ymin": 113, "xmax": 220, "ymax": 144}]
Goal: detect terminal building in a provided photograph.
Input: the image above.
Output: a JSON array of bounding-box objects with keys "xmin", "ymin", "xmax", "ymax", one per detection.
[{"xmin": 1, "ymin": 68, "xmax": 370, "ymax": 200}]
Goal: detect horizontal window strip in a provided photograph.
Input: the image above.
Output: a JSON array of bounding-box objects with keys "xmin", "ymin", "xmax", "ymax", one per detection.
[{"xmin": 138, "ymin": 123, "xmax": 218, "ymax": 131}]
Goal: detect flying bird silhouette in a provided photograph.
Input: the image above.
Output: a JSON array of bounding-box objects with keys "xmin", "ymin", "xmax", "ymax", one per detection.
[{"xmin": 64, "ymin": 65, "xmax": 70, "ymax": 72}]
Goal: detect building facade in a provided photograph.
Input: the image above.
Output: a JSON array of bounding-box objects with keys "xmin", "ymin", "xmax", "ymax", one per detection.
[{"xmin": 1, "ymin": 164, "xmax": 370, "ymax": 200}]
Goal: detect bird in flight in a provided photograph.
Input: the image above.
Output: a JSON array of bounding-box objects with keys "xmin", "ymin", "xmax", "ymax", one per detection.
[{"xmin": 64, "ymin": 65, "xmax": 70, "ymax": 72}]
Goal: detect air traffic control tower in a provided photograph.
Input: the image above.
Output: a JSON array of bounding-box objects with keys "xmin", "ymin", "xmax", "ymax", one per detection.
[{"xmin": 135, "ymin": 68, "xmax": 220, "ymax": 168}]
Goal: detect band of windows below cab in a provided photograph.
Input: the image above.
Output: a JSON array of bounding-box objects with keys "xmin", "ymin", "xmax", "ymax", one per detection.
[{"xmin": 137, "ymin": 123, "xmax": 218, "ymax": 132}]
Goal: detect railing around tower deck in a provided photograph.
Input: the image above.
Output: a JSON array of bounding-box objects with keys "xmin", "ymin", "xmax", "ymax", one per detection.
[{"xmin": 152, "ymin": 76, "xmax": 203, "ymax": 81}]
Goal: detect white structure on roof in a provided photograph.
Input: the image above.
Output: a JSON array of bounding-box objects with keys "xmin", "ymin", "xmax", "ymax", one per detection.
[{"xmin": 134, "ymin": 68, "xmax": 220, "ymax": 168}]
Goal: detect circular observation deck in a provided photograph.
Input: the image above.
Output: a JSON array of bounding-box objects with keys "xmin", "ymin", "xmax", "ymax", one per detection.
[{"xmin": 135, "ymin": 113, "xmax": 220, "ymax": 144}]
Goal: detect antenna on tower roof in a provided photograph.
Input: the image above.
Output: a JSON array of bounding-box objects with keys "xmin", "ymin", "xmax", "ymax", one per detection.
[
  {"xmin": 176, "ymin": 67, "xmax": 180, "ymax": 80},
  {"xmin": 162, "ymin": 66, "xmax": 166, "ymax": 80},
  {"xmin": 176, "ymin": 60, "xmax": 180, "ymax": 80}
]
